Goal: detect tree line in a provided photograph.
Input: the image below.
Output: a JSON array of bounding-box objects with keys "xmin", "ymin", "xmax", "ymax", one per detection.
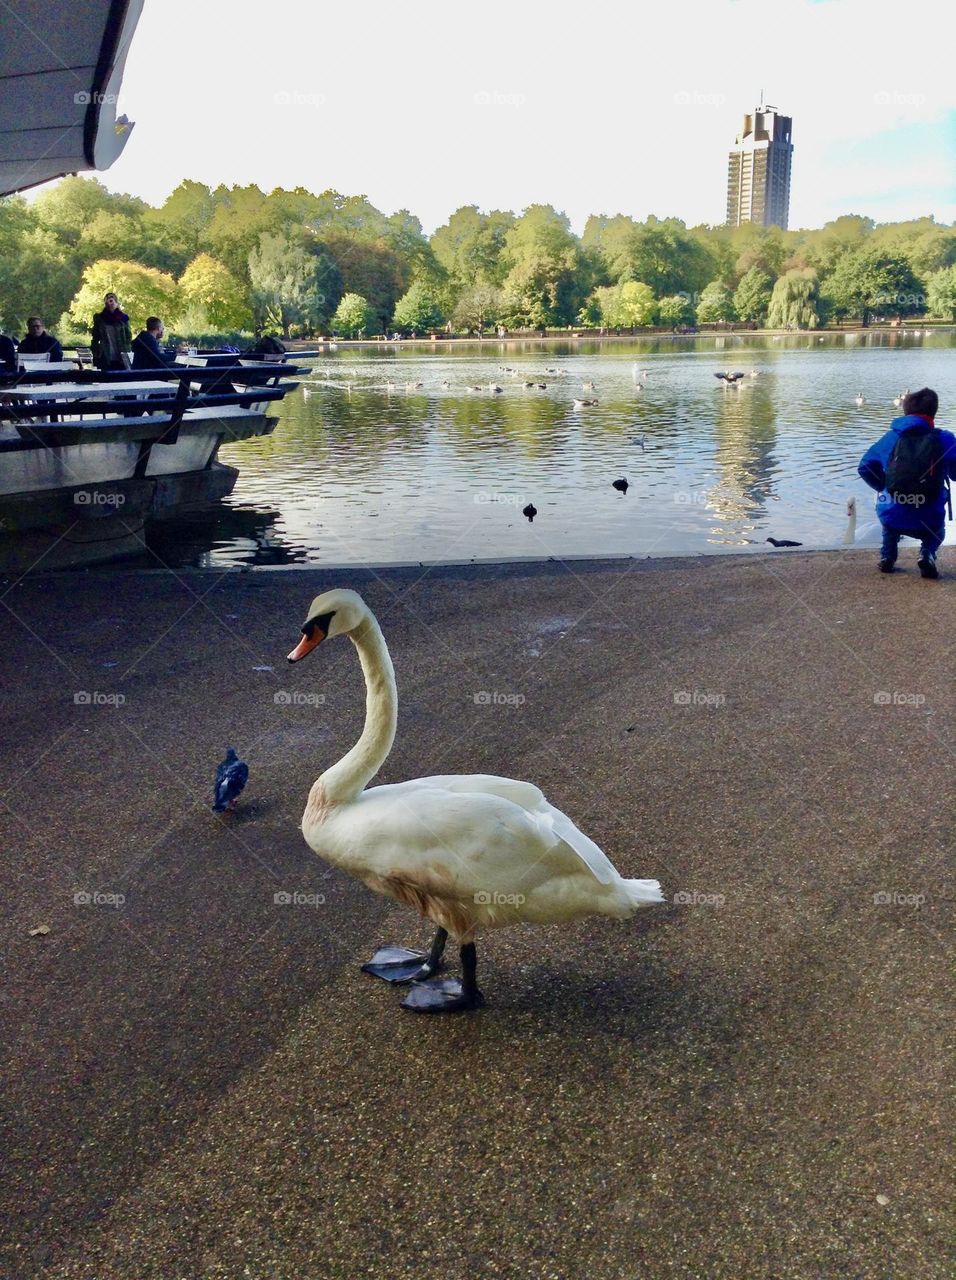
[{"xmin": 1, "ymin": 177, "xmax": 954, "ymax": 341}]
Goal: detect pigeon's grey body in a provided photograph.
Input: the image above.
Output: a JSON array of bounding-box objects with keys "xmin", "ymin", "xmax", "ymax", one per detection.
[{"xmin": 213, "ymin": 747, "xmax": 248, "ymax": 811}]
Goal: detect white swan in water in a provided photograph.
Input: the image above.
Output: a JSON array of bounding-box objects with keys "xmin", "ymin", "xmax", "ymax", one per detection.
[
  {"xmin": 855, "ymin": 391, "xmax": 865, "ymax": 407},
  {"xmin": 288, "ymin": 589, "xmax": 663, "ymax": 1013}
]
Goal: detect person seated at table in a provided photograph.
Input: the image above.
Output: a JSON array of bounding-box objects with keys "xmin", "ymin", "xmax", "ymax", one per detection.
[
  {"xmin": 131, "ymin": 317, "xmax": 174, "ymax": 369},
  {"xmin": 18, "ymin": 317, "xmax": 63, "ymax": 362},
  {"xmin": 247, "ymin": 332, "xmax": 286, "ymax": 360},
  {"xmin": 0, "ymin": 331, "xmax": 17, "ymax": 373}
]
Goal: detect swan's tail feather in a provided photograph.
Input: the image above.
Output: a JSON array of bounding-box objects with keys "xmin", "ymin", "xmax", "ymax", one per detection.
[{"xmin": 623, "ymin": 878, "xmax": 664, "ymax": 906}]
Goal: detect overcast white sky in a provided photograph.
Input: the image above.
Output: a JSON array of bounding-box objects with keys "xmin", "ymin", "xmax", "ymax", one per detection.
[{"xmin": 86, "ymin": 0, "xmax": 956, "ymax": 232}]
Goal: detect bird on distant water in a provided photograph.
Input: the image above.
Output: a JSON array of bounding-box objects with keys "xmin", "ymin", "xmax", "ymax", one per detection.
[
  {"xmin": 855, "ymin": 391, "xmax": 865, "ymax": 407},
  {"xmin": 573, "ymin": 397, "xmax": 599, "ymax": 408},
  {"xmin": 612, "ymin": 478, "xmax": 629, "ymax": 494},
  {"xmin": 766, "ymin": 537, "xmax": 803, "ymax": 548},
  {"xmin": 522, "ymin": 503, "xmax": 537, "ymax": 522},
  {"xmin": 213, "ymin": 747, "xmax": 248, "ymax": 812},
  {"xmin": 715, "ymin": 372, "xmax": 746, "ymax": 384}
]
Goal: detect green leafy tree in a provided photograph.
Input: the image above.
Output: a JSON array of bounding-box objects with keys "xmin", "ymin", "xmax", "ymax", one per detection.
[
  {"xmin": 319, "ymin": 233, "xmax": 408, "ymax": 330},
  {"xmin": 142, "ymin": 180, "xmax": 217, "ymax": 272},
  {"xmin": 33, "ymin": 176, "xmax": 145, "ymax": 244},
  {"xmin": 431, "ymin": 205, "xmax": 515, "ymax": 288},
  {"xmin": 500, "ymin": 205, "xmax": 589, "ymax": 327},
  {"xmin": 0, "ymin": 204, "xmax": 79, "ymax": 332},
  {"xmin": 767, "ymin": 268, "xmax": 822, "ymax": 330},
  {"xmin": 391, "ymin": 282, "xmax": 443, "ymax": 333},
  {"xmin": 331, "ymin": 292, "xmax": 378, "ymax": 337},
  {"xmin": 68, "ymin": 259, "xmax": 179, "ymax": 331},
  {"xmin": 733, "ymin": 267, "xmax": 773, "ymax": 323},
  {"xmin": 657, "ymin": 294, "xmax": 695, "ymax": 327},
  {"xmin": 822, "ymin": 249, "xmax": 925, "ymax": 324},
  {"xmin": 178, "ymin": 254, "xmax": 253, "ymax": 331},
  {"xmin": 451, "ymin": 284, "xmax": 503, "ymax": 333},
  {"xmin": 78, "ymin": 210, "xmax": 145, "ymax": 265},
  {"xmin": 590, "ymin": 280, "xmax": 657, "ymax": 327},
  {"xmin": 926, "ymin": 265, "xmax": 956, "ymax": 320},
  {"xmin": 696, "ymin": 281, "xmax": 736, "ymax": 324},
  {"xmin": 248, "ymin": 232, "xmax": 340, "ymax": 335}
]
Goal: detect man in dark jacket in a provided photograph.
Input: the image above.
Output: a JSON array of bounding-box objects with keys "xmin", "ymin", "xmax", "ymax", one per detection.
[
  {"xmin": 0, "ymin": 332, "xmax": 16, "ymax": 373},
  {"xmin": 18, "ymin": 317, "xmax": 63, "ymax": 362},
  {"xmin": 858, "ymin": 387, "xmax": 956, "ymax": 579},
  {"xmin": 131, "ymin": 317, "xmax": 173, "ymax": 369}
]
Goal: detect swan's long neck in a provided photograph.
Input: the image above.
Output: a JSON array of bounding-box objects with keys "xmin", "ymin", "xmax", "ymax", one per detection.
[{"xmin": 320, "ymin": 615, "xmax": 397, "ymax": 804}]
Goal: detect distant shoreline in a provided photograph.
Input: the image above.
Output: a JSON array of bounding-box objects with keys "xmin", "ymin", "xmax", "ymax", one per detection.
[{"xmin": 290, "ymin": 324, "xmax": 954, "ymax": 351}]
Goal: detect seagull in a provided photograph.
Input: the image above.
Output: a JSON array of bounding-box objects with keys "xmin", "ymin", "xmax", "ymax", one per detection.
[
  {"xmin": 213, "ymin": 747, "xmax": 248, "ymax": 812},
  {"xmin": 855, "ymin": 391, "xmax": 865, "ymax": 406},
  {"xmin": 522, "ymin": 503, "xmax": 537, "ymax": 522},
  {"xmin": 612, "ymin": 478, "xmax": 629, "ymax": 494},
  {"xmin": 582, "ymin": 381, "xmax": 596, "ymax": 391},
  {"xmin": 715, "ymin": 372, "xmax": 746, "ymax": 384},
  {"xmin": 766, "ymin": 537, "xmax": 803, "ymax": 548},
  {"xmin": 631, "ymin": 434, "xmax": 646, "ymax": 450}
]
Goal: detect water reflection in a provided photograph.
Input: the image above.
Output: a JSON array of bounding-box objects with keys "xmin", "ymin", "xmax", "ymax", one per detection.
[{"xmin": 142, "ymin": 331, "xmax": 954, "ymax": 568}]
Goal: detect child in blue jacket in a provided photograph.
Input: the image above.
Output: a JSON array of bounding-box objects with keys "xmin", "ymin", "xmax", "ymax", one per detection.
[{"xmin": 858, "ymin": 388, "xmax": 955, "ymax": 579}]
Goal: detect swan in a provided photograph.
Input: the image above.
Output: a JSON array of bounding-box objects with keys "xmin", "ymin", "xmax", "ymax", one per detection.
[
  {"xmin": 843, "ymin": 496, "xmax": 857, "ymax": 546},
  {"xmin": 855, "ymin": 391, "xmax": 865, "ymax": 407},
  {"xmin": 288, "ymin": 590, "xmax": 663, "ymax": 1013}
]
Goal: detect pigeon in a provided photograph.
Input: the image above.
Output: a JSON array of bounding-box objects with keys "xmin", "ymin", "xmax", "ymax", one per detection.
[
  {"xmin": 522, "ymin": 503, "xmax": 537, "ymax": 522},
  {"xmin": 213, "ymin": 747, "xmax": 248, "ymax": 812},
  {"xmin": 766, "ymin": 537, "xmax": 803, "ymax": 548},
  {"xmin": 715, "ymin": 372, "xmax": 746, "ymax": 383},
  {"xmin": 612, "ymin": 478, "xmax": 629, "ymax": 494}
]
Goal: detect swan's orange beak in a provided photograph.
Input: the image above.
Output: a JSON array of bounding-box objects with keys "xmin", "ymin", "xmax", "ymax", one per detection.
[{"xmin": 288, "ymin": 629, "xmax": 325, "ymax": 662}]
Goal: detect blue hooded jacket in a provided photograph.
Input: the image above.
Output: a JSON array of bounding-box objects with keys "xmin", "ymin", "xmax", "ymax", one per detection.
[{"xmin": 858, "ymin": 415, "xmax": 956, "ymax": 532}]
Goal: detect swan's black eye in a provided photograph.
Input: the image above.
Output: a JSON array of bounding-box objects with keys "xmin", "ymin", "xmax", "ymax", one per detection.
[{"xmin": 302, "ymin": 610, "xmax": 335, "ymax": 638}]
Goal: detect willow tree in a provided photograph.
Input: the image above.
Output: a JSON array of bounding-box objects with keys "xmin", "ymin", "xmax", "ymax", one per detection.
[{"xmin": 767, "ymin": 268, "xmax": 822, "ymax": 330}]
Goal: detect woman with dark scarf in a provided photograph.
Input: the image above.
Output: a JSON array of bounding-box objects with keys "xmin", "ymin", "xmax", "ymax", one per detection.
[{"xmin": 90, "ymin": 292, "xmax": 133, "ymax": 371}]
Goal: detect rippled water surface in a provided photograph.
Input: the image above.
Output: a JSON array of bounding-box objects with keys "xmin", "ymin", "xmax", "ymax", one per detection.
[{"xmin": 146, "ymin": 331, "xmax": 955, "ymax": 568}]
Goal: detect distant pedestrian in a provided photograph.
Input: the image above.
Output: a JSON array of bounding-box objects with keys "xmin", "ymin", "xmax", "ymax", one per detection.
[
  {"xmin": 18, "ymin": 317, "xmax": 63, "ymax": 362},
  {"xmin": 131, "ymin": 317, "xmax": 173, "ymax": 369},
  {"xmin": 91, "ymin": 292, "xmax": 132, "ymax": 371},
  {"xmin": 858, "ymin": 387, "xmax": 956, "ymax": 579},
  {"xmin": 248, "ymin": 333, "xmax": 286, "ymax": 361},
  {"xmin": 0, "ymin": 331, "xmax": 16, "ymax": 373}
]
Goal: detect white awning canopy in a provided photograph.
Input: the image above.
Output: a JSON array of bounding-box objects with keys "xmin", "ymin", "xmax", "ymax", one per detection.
[{"xmin": 0, "ymin": 0, "xmax": 143, "ymax": 196}]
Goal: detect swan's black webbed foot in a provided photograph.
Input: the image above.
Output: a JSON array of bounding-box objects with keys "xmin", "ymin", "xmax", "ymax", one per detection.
[
  {"xmin": 362, "ymin": 946, "xmax": 430, "ymax": 983},
  {"xmin": 400, "ymin": 977, "xmax": 485, "ymax": 1013},
  {"xmin": 362, "ymin": 928, "xmax": 448, "ymax": 985},
  {"xmin": 400, "ymin": 941, "xmax": 484, "ymax": 1013}
]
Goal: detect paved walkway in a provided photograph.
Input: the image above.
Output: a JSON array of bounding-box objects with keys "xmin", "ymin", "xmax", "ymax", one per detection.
[{"xmin": 0, "ymin": 549, "xmax": 951, "ymax": 1279}]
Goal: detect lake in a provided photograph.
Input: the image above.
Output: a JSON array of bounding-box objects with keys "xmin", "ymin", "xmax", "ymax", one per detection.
[{"xmin": 145, "ymin": 330, "xmax": 955, "ymax": 569}]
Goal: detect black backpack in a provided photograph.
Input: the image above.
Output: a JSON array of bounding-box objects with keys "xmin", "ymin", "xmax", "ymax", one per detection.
[{"xmin": 885, "ymin": 427, "xmax": 948, "ymax": 505}]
